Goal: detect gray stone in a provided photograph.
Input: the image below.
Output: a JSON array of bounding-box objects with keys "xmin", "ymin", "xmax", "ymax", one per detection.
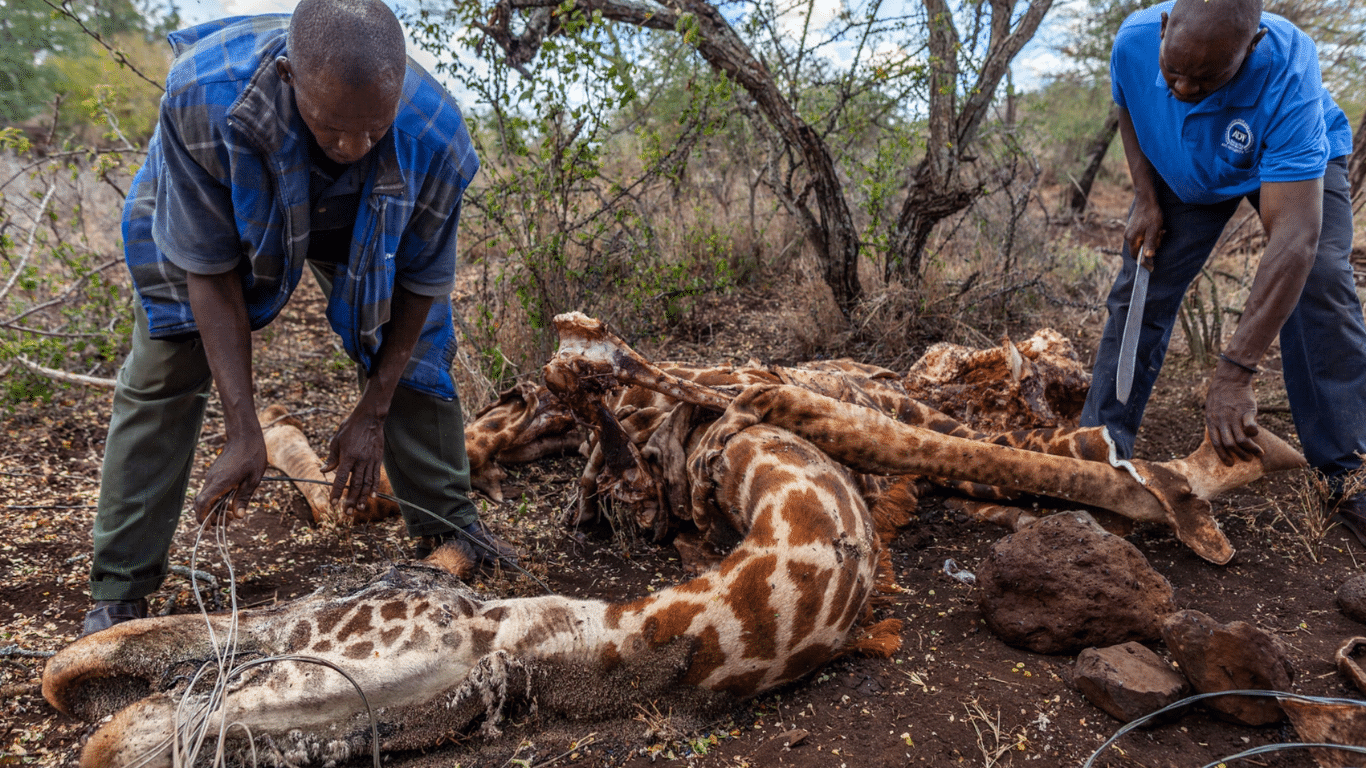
[
  {"xmin": 1161, "ymin": 609, "xmax": 1294, "ymax": 726},
  {"xmin": 1336, "ymin": 574, "xmax": 1366, "ymax": 624},
  {"xmin": 977, "ymin": 512, "xmax": 1177, "ymax": 654},
  {"xmin": 1074, "ymin": 642, "xmax": 1188, "ymax": 723}
]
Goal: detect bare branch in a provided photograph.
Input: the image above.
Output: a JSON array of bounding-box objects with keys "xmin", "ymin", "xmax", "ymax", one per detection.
[
  {"xmin": 0, "ymin": 185, "xmax": 59, "ymax": 306},
  {"xmin": 1, "ymin": 257, "xmax": 123, "ymax": 328},
  {"xmin": 39, "ymin": 0, "xmax": 166, "ymax": 93},
  {"xmin": 15, "ymin": 355, "xmax": 116, "ymax": 389}
]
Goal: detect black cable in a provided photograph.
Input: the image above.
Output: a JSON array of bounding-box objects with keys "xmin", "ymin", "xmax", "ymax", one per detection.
[{"xmin": 1085, "ymin": 689, "xmax": 1366, "ymax": 768}]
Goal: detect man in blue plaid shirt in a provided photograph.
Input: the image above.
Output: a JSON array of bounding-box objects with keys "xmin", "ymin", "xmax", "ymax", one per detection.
[{"xmin": 84, "ymin": 0, "xmax": 516, "ymax": 636}]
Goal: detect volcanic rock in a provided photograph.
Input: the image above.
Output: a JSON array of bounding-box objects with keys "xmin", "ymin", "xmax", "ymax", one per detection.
[
  {"xmin": 1282, "ymin": 697, "xmax": 1366, "ymax": 768},
  {"xmin": 1161, "ymin": 609, "xmax": 1294, "ymax": 726},
  {"xmin": 1074, "ymin": 642, "xmax": 1188, "ymax": 723},
  {"xmin": 976, "ymin": 512, "xmax": 1176, "ymax": 654},
  {"xmin": 1336, "ymin": 574, "xmax": 1366, "ymax": 624},
  {"xmin": 1336, "ymin": 637, "xmax": 1366, "ymax": 696}
]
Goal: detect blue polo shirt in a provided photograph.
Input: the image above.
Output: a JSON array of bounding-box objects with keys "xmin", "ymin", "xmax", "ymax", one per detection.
[{"xmin": 1111, "ymin": 1, "xmax": 1352, "ymax": 206}]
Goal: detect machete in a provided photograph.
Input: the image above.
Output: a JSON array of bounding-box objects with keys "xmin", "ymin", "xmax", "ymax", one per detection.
[{"xmin": 1115, "ymin": 246, "xmax": 1150, "ymax": 405}]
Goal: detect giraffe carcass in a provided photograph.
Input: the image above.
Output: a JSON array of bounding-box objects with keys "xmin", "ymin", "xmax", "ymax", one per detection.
[
  {"xmin": 41, "ymin": 313, "xmax": 1306, "ymax": 767},
  {"xmin": 43, "ymin": 327, "xmax": 902, "ymax": 767}
]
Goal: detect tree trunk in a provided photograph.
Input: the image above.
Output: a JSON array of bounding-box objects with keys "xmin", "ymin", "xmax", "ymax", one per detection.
[
  {"xmin": 886, "ymin": 0, "xmax": 1053, "ymax": 285},
  {"xmin": 891, "ymin": 161, "xmax": 981, "ymax": 282},
  {"xmin": 1067, "ymin": 104, "xmax": 1121, "ymax": 216},
  {"xmin": 479, "ymin": 0, "xmax": 864, "ymax": 313}
]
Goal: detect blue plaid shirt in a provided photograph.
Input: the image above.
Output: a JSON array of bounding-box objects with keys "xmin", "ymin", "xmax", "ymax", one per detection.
[{"xmin": 122, "ymin": 15, "xmax": 480, "ymax": 399}]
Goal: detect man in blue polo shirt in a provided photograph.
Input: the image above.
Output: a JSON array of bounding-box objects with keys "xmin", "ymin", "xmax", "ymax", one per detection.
[
  {"xmin": 83, "ymin": 0, "xmax": 516, "ymax": 636},
  {"xmin": 1083, "ymin": 0, "xmax": 1366, "ymax": 541}
]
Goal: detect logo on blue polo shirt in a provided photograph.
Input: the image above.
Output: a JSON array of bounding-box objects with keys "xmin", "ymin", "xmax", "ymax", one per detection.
[{"xmin": 1222, "ymin": 119, "xmax": 1254, "ymax": 154}]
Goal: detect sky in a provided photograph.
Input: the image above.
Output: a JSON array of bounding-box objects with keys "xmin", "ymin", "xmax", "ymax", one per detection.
[
  {"xmin": 175, "ymin": 0, "xmax": 449, "ymax": 80},
  {"xmin": 169, "ymin": 0, "xmax": 1077, "ymax": 102}
]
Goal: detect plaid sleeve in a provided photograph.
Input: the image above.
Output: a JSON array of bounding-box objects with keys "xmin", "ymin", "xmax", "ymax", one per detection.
[
  {"xmin": 395, "ymin": 169, "xmax": 466, "ymax": 296},
  {"xmin": 151, "ymin": 101, "xmax": 242, "ymax": 275}
]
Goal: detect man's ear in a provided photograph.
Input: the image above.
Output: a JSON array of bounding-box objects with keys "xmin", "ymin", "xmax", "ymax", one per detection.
[
  {"xmin": 1248, "ymin": 26, "xmax": 1268, "ymax": 52},
  {"xmin": 275, "ymin": 55, "xmax": 293, "ymax": 84},
  {"xmin": 1159, "ymin": 11, "xmax": 1168, "ymax": 40}
]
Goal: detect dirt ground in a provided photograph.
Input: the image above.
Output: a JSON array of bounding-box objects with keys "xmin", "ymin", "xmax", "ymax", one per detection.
[{"xmin": 4, "ymin": 213, "xmax": 1366, "ymax": 768}]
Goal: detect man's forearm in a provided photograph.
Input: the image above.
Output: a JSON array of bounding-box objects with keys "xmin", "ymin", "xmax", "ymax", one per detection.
[
  {"xmin": 187, "ymin": 270, "xmax": 260, "ymax": 440},
  {"xmin": 1223, "ymin": 178, "xmax": 1323, "ymax": 367},
  {"xmin": 356, "ymin": 285, "xmax": 437, "ymax": 418},
  {"xmin": 1118, "ymin": 108, "xmax": 1159, "ymax": 206}
]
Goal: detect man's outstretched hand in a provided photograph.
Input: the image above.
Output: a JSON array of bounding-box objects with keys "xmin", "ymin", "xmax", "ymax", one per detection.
[
  {"xmin": 1205, "ymin": 365, "xmax": 1264, "ymax": 466},
  {"xmin": 194, "ymin": 431, "xmax": 268, "ymax": 524},
  {"xmin": 323, "ymin": 409, "xmax": 386, "ymax": 513}
]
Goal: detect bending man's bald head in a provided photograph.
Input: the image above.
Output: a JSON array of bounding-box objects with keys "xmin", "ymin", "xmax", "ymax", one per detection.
[
  {"xmin": 278, "ymin": 0, "xmax": 407, "ymax": 165},
  {"xmin": 1159, "ymin": 0, "xmax": 1266, "ymax": 102},
  {"xmin": 289, "ymin": 0, "xmax": 406, "ymax": 89},
  {"xmin": 1167, "ymin": 0, "xmax": 1262, "ymax": 47}
]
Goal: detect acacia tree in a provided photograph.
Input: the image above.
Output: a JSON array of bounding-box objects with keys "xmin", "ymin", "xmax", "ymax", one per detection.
[
  {"xmin": 887, "ymin": 0, "xmax": 1052, "ymax": 282},
  {"xmin": 426, "ymin": 0, "xmax": 1053, "ymax": 313}
]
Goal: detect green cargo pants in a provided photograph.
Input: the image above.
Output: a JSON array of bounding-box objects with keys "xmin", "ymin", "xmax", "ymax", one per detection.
[{"xmin": 89, "ymin": 272, "xmax": 478, "ymax": 602}]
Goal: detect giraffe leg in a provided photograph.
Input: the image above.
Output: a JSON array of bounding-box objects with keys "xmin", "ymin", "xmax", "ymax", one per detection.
[
  {"xmin": 259, "ymin": 405, "xmax": 398, "ymax": 524},
  {"xmin": 714, "ymin": 384, "xmax": 1288, "ymax": 564},
  {"xmin": 547, "ymin": 314, "xmax": 1303, "ymax": 564},
  {"xmin": 942, "ymin": 497, "xmax": 1040, "ymax": 531}
]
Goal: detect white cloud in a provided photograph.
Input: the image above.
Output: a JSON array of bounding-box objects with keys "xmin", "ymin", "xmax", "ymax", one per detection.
[
  {"xmin": 1013, "ymin": 49, "xmax": 1071, "ymax": 91},
  {"xmin": 776, "ymin": 0, "xmax": 846, "ymax": 40}
]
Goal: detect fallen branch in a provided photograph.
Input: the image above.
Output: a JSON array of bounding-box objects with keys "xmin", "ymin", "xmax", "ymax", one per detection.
[
  {"xmin": 169, "ymin": 565, "xmax": 219, "ymax": 591},
  {"xmin": 14, "ymin": 355, "xmax": 116, "ymax": 389},
  {"xmin": 0, "ymin": 644, "xmax": 56, "ymax": 659},
  {"xmin": 1, "ymin": 682, "xmax": 43, "ymax": 697}
]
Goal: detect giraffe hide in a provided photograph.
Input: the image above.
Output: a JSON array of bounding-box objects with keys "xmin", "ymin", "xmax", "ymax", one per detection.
[
  {"xmin": 46, "ymin": 370, "xmax": 895, "ymax": 767},
  {"xmin": 43, "ymin": 312, "xmax": 1308, "ymax": 766}
]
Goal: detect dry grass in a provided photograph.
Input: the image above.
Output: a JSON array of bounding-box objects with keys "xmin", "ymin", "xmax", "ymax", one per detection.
[
  {"xmin": 963, "ymin": 698, "xmax": 1029, "ymax": 768},
  {"xmin": 1271, "ymin": 462, "xmax": 1366, "ymax": 565}
]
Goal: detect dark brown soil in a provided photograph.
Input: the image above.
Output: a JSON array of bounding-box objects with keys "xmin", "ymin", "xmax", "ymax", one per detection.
[{"xmin": 3, "ymin": 219, "xmax": 1363, "ymax": 768}]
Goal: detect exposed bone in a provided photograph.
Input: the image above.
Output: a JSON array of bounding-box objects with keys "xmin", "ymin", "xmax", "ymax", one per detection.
[
  {"xmin": 548, "ymin": 311, "xmax": 1306, "ymax": 565},
  {"xmin": 1335, "ymin": 636, "xmax": 1366, "ymax": 696},
  {"xmin": 1164, "ymin": 430, "xmax": 1307, "ymax": 501},
  {"xmin": 902, "ymin": 328, "xmax": 1091, "ymax": 432},
  {"xmin": 258, "ymin": 405, "xmax": 397, "ymax": 524}
]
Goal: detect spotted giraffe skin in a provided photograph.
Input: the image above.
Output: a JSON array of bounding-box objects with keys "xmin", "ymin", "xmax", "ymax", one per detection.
[
  {"xmin": 44, "ymin": 352, "xmax": 899, "ymax": 768},
  {"xmin": 545, "ymin": 312, "xmax": 1306, "ymax": 565},
  {"xmin": 46, "ymin": 313, "xmax": 1307, "ymax": 766},
  {"xmin": 465, "ymin": 328, "xmax": 1112, "ymax": 537}
]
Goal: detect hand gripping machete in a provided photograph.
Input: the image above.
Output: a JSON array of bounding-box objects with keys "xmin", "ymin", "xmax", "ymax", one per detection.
[{"xmin": 1115, "ymin": 246, "xmax": 1150, "ymax": 405}]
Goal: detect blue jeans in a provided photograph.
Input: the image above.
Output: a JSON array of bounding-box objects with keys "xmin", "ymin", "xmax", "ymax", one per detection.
[{"xmin": 1082, "ymin": 157, "xmax": 1366, "ymax": 479}]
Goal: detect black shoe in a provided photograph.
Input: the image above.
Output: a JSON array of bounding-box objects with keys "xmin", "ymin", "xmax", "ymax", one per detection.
[
  {"xmin": 416, "ymin": 521, "xmax": 520, "ymax": 569},
  {"xmin": 81, "ymin": 598, "xmax": 149, "ymax": 637},
  {"xmin": 1332, "ymin": 493, "xmax": 1366, "ymax": 548}
]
